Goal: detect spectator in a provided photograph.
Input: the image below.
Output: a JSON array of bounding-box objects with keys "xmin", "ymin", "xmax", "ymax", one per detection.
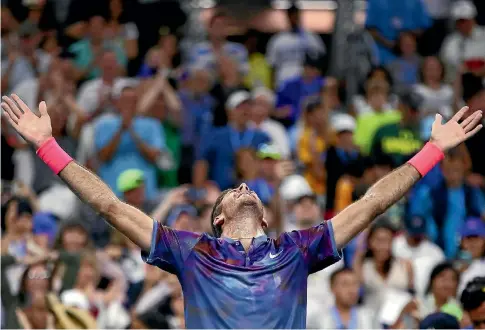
[
  {"xmin": 441, "ymin": 1, "xmax": 485, "ymax": 82},
  {"xmin": 117, "ymin": 169, "xmax": 159, "ymax": 214},
  {"xmin": 414, "ymin": 56, "xmax": 454, "ymax": 139},
  {"xmin": 354, "ymin": 79, "xmax": 401, "ymax": 155},
  {"xmin": 392, "ymin": 215, "xmax": 445, "ymax": 261},
  {"xmin": 1, "ymin": 198, "xmax": 33, "ymax": 259},
  {"xmin": 457, "ymin": 219, "xmax": 485, "ymax": 295},
  {"xmin": 418, "ymin": 0, "xmax": 452, "ymax": 56},
  {"xmin": 387, "ymin": 31, "xmax": 422, "ymax": 93},
  {"xmin": 418, "ymin": 262, "xmax": 460, "ymax": 318},
  {"xmin": 460, "ymin": 277, "xmax": 485, "ymax": 329},
  {"xmin": 353, "ymin": 222, "xmax": 413, "ymax": 316},
  {"xmin": 69, "ymin": 15, "xmax": 127, "ymax": 81},
  {"xmin": 365, "ymin": 0, "xmax": 431, "ymax": 65},
  {"xmin": 139, "ymin": 28, "xmax": 180, "ymax": 79},
  {"xmin": 193, "ymin": 90, "xmax": 270, "ymax": 190},
  {"xmin": 244, "ymin": 29, "xmax": 271, "ymax": 89},
  {"xmin": 94, "ymin": 86, "xmax": 165, "ymax": 199},
  {"xmin": 419, "ymin": 312, "xmax": 460, "ymax": 329},
  {"xmin": 408, "ymin": 148, "xmax": 485, "ymax": 258},
  {"xmin": 1, "ymin": 21, "xmax": 51, "ymax": 94},
  {"xmin": 325, "ymin": 114, "xmax": 359, "ymax": 217},
  {"xmin": 251, "ymin": 87, "xmax": 290, "ymax": 158},
  {"xmin": 275, "ymin": 53, "xmax": 325, "ymax": 128},
  {"xmin": 371, "ymin": 90, "xmax": 424, "ymax": 167},
  {"xmin": 297, "ymin": 99, "xmax": 332, "ymax": 197},
  {"xmin": 105, "ymin": 0, "xmax": 139, "ymax": 62},
  {"xmin": 188, "ymin": 11, "xmax": 248, "ymax": 77},
  {"xmin": 266, "ymin": 4, "xmax": 325, "ymax": 87},
  {"xmin": 308, "ymin": 268, "xmax": 373, "ymax": 329}
]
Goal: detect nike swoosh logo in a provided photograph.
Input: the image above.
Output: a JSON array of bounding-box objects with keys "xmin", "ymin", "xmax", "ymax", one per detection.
[{"xmin": 269, "ymin": 251, "xmax": 283, "ymax": 259}]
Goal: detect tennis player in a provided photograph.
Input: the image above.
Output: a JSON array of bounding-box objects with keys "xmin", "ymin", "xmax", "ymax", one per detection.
[{"xmin": 1, "ymin": 94, "xmax": 482, "ymax": 328}]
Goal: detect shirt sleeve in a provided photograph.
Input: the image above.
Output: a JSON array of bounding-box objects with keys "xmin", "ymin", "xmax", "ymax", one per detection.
[
  {"xmin": 141, "ymin": 221, "xmax": 201, "ymax": 275},
  {"xmin": 287, "ymin": 221, "xmax": 342, "ymax": 274}
]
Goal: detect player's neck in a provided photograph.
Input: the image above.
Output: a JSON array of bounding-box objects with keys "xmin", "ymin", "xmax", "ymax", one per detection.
[{"xmin": 222, "ymin": 217, "xmax": 265, "ymax": 241}]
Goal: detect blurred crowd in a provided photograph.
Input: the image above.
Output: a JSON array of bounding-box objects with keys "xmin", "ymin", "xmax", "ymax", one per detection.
[{"xmin": 1, "ymin": 0, "xmax": 485, "ymax": 328}]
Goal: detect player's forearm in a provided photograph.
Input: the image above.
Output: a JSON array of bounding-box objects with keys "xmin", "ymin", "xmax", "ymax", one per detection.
[
  {"xmin": 59, "ymin": 162, "xmax": 152, "ymax": 250},
  {"xmin": 332, "ymin": 164, "xmax": 420, "ymax": 248}
]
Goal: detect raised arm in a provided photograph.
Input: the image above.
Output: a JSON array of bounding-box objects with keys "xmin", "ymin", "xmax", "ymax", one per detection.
[
  {"xmin": 331, "ymin": 107, "xmax": 483, "ymax": 249},
  {"xmin": 1, "ymin": 95, "xmax": 153, "ymax": 251}
]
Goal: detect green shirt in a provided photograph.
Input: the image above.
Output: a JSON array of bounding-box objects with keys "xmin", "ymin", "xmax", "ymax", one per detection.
[
  {"xmin": 157, "ymin": 121, "xmax": 181, "ymax": 188},
  {"xmin": 354, "ymin": 110, "xmax": 402, "ymax": 155}
]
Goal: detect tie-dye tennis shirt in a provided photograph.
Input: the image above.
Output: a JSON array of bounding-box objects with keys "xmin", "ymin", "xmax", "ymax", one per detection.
[{"xmin": 142, "ymin": 220, "xmax": 341, "ymax": 328}]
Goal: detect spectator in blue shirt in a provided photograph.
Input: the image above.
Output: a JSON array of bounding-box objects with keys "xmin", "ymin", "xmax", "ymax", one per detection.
[
  {"xmin": 193, "ymin": 90, "xmax": 270, "ymax": 190},
  {"xmin": 275, "ymin": 52, "xmax": 325, "ymax": 128},
  {"xmin": 94, "ymin": 86, "xmax": 165, "ymax": 199},
  {"xmin": 408, "ymin": 148, "xmax": 485, "ymax": 258},
  {"xmin": 365, "ymin": 0, "xmax": 431, "ymax": 65}
]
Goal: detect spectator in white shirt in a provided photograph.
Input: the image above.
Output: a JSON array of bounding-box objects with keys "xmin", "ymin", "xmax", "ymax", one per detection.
[
  {"xmin": 266, "ymin": 4, "xmax": 325, "ymax": 87},
  {"xmin": 308, "ymin": 268, "xmax": 374, "ymax": 329},
  {"xmin": 457, "ymin": 219, "xmax": 485, "ymax": 295},
  {"xmin": 250, "ymin": 87, "xmax": 291, "ymax": 159},
  {"xmin": 392, "ymin": 215, "xmax": 445, "ymax": 261},
  {"xmin": 440, "ymin": 0, "xmax": 485, "ymax": 82}
]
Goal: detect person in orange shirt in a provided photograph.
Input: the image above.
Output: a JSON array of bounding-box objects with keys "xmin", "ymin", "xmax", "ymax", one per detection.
[{"xmin": 297, "ymin": 99, "xmax": 334, "ymax": 196}]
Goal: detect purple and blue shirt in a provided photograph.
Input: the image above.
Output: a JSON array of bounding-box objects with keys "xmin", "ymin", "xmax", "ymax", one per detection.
[{"xmin": 142, "ymin": 220, "xmax": 341, "ymax": 328}]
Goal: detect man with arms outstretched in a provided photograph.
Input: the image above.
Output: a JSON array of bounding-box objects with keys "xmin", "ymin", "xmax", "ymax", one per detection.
[{"xmin": 1, "ymin": 94, "xmax": 483, "ymax": 328}]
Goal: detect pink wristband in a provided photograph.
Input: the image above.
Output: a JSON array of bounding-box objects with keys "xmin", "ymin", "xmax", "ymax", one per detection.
[
  {"xmin": 407, "ymin": 142, "xmax": 444, "ymax": 177},
  {"xmin": 36, "ymin": 137, "xmax": 73, "ymax": 174}
]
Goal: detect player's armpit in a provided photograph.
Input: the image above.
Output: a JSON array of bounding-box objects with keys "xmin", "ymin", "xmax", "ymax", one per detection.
[
  {"xmin": 331, "ymin": 163, "xmax": 420, "ymax": 249},
  {"xmin": 58, "ymin": 162, "xmax": 153, "ymax": 251}
]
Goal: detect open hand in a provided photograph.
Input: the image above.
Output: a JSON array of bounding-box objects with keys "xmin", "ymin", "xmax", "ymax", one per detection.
[
  {"xmin": 430, "ymin": 106, "xmax": 482, "ymax": 151},
  {"xmin": 2, "ymin": 95, "xmax": 52, "ymax": 149}
]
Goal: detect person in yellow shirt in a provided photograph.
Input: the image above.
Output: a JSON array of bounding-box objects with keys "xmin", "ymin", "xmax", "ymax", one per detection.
[
  {"xmin": 243, "ymin": 29, "xmax": 272, "ymax": 89},
  {"xmin": 298, "ymin": 99, "xmax": 334, "ymax": 195}
]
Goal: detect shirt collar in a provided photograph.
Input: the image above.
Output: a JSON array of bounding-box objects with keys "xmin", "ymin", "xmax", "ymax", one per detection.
[{"xmin": 220, "ymin": 234, "xmax": 269, "ymax": 247}]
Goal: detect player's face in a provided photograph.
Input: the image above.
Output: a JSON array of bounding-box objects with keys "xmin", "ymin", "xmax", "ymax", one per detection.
[{"xmin": 219, "ymin": 183, "xmax": 265, "ymax": 223}]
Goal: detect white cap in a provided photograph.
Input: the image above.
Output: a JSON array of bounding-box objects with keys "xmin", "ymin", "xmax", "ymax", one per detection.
[
  {"xmin": 279, "ymin": 175, "xmax": 314, "ymax": 201},
  {"xmin": 252, "ymin": 86, "xmax": 275, "ymax": 107},
  {"xmin": 451, "ymin": 0, "xmax": 477, "ymax": 20},
  {"xmin": 225, "ymin": 90, "xmax": 251, "ymax": 110},
  {"xmin": 331, "ymin": 114, "xmax": 356, "ymax": 133}
]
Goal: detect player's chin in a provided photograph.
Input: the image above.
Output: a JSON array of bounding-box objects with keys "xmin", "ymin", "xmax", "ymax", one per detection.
[{"xmin": 235, "ymin": 194, "xmax": 259, "ymax": 207}]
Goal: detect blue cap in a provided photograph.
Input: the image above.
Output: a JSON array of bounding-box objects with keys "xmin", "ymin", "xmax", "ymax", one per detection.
[
  {"xmin": 404, "ymin": 215, "xmax": 426, "ymax": 236},
  {"xmin": 419, "ymin": 312, "xmax": 460, "ymax": 329},
  {"xmin": 166, "ymin": 204, "xmax": 198, "ymax": 227},
  {"xmin": 461, "ymin": 218, "xmax": 485, "ymax": 238},
  {"xmin": 33, "ymin": 212, "xmax": 58, "ymax": 246}
]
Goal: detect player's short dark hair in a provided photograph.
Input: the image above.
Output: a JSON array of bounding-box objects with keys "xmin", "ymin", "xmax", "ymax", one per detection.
[
  {"xmin": 460, "ymin": 277, "xmax": 485, "ymax": 311},
  {"xmin": 329, "ymin": 267, "xmax": 354, "ymax": 286},
  {"xmin": 210, "ymin": 189, "xmax": 231, "ymax": 237}
]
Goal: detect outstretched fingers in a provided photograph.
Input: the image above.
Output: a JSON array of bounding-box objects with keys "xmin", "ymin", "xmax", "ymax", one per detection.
[
  {"xmin": 2, "ymin": 108, "xmax": 19, "ymax": 129},
  {"xmin": 452, "ymin": 106, "xmax": 470, "ymax": 122},
  {"xmin": 465, "ymin": 124, "xmax": 483, "ymax": 139},
  {"xmin": 12, "ymin": 94, "xmax": 32, "ymax": 115},
  {"xmin": 2, "ymin": 96, "xmax": 22, "ymax": 118},
  {"xmin": 463, "ymin": 111, "xmax": 483, "ymax": 133}
]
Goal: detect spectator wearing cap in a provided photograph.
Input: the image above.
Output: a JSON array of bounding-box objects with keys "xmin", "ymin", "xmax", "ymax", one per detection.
[
  {"xmin": 32, "ymin": 212, "xmax": 58, "ymax": 250},
  {"xmin": 365, "ymin": 0, "xmax": 430, "ymax": 65},
  {"xmin": 274, "ymin": 53, "xmax": 325, "ymax": 128},
  {"xmin": 117, "ymin": 169, "xmax": 158, "ymax": 214},
  {"xmin": 193, "ymin": 90, "xmax": 270, "ymax": 190},
  {"xmin": 441, "ymin": 0, "xmax": 485, "ymax": 82},
  {"xmin": 94, "ymin": 86, "xmax": 166, "ymax": 199},
  {"xmin": 187, "ymin": 11, "xmax": 248, "ymax": 77},
  {"xmin": 392, "ymin": 215, "xmax": 444, "ymax": 261},
  {"xmin": 250, "ymin": 87, "xmax": 290, "ymax": 158},
  {"xmin": 325, "ymin": 114, "xmax": 360, "ymax": 217},
  {"xmin": 460, "ymin": 277, "xmax": 485, "ymax": 329},
  {"xmin": 370, "ymin": 89, "xmax": 424, "ymax": 167},
  {"xmin": 458, "ymin": 219, "xmax": 485, "ymax": 295},
  {"xmin": 68, "ymin": 15, "xmax": 127, "ymax": 81},
  {"xmin": 408, "ymin": 148, "xmax": 485, "ymax": 258},
  {"xmin": 266, "ymin": 4, "xmax": 326, "ymax": 87},
  {"xmin": 243, "ymin": 29, "xmax": 272, "ymax": 90},
  {"xmin": 164, "ymin": 204, "xmax": 199, "ymax": 232},
  {"xmin": 386, "ymin": 31, "xmax": 422, "ymax": 93},
  {"xmin": 353, "ymin": 78, "xmax": 401, "ymax": 155},
  {"xmin": 462, "ymin": 73, "xmax": 485, "ymax": 190},
  {"xmin": 1, "ymin": 20, "xmax": 52, "ymax": 93},
  {"xmin": 419, "ymin": 312, "xmax": 460, "ymax": 329},
  {"xmin": 298, "ymin": 99, "xmax": 333, "ymax": 196}
]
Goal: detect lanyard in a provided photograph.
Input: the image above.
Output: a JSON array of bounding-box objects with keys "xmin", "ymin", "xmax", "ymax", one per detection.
[
  {"xmin": 331, "ymin": 306, "xmax": 358, "ymax": 329},
  {"xmin": 230, "ymin": 127, "xmax": 255, "ymax": 152}
]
